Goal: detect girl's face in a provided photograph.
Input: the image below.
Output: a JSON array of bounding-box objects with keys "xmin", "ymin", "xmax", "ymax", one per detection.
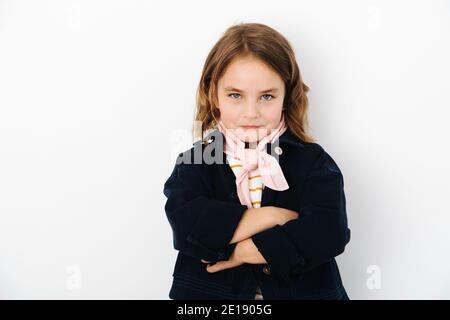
[{"xmin": 217, "ymin": 55, "xmax": 285, "ymax": 143}]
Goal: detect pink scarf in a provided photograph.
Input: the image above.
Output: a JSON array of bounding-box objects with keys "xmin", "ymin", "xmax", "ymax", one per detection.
[{"xmin": 217, "ymin": 117, "xmax": 290, "ymax": 208}]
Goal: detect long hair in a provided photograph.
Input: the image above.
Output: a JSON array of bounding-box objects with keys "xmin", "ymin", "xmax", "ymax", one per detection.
[{"xmin": 193, "ymin": 22, "xmax": 316, "ymax": 144}]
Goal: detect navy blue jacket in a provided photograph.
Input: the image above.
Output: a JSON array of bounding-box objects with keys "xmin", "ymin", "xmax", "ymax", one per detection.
[{"xmin": 163, "ymin": 128, "xmax": 351, "ymax": 300}]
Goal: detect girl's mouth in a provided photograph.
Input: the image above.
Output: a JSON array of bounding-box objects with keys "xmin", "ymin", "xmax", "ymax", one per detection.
[{"xmin": 241, "ymin": 125, "xmax": 261, "ymax": 130}]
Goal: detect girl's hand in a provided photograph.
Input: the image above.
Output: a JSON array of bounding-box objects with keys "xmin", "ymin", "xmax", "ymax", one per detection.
[
  {"xmin": 200, "ymin": 238, "xmax": 267, "ymax": 273},
  {"xmin": 200, "ymin": 243, "xmax": 244, "ymax": 273}
]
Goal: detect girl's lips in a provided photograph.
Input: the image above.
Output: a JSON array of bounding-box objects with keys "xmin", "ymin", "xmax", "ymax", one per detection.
[{"xmin": 241, "ymin": 125, "xmax": 261, "ymax": 129}]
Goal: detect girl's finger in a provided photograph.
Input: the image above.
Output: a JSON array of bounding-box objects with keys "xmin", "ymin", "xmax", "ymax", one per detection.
[
  {"xmin": 206, "ymin": 261, "xmax": 226, "ymax": 273},
  {"xmin": 207, "ymin": 260, "xmax": 239, "ymax": 273}
]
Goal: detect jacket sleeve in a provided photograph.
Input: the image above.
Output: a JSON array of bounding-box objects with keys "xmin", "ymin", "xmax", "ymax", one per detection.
[
  {"xmin": 163, "ymin": 155, "xmax": 248, "ymax": 263},
  {"xmin": 251, "ymin": 147, "xmax": 351, "ymax": 282}
]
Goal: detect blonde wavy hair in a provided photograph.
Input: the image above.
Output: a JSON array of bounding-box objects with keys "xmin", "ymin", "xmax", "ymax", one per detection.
[{"xmin": 193, "ymin": 22, "xmax": 316, "ymax": 144}]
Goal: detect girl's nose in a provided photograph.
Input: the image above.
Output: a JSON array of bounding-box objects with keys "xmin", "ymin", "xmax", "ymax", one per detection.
[{"xmin": 243, "ymin": 102, "xmax": 260, "ymax": 118}]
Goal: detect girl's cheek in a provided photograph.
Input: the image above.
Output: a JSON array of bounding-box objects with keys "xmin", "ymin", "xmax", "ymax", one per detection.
[
  {"xmin": 264, "ymin": 108, "xmax": 283, "ymax": 123},
  {"xmin": 225, "ymin": 111, "xmax": 241, "ymax": 124}
]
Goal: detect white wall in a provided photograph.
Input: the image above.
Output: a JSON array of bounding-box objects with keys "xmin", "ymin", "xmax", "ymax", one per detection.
[{"xmin": 0, "ymin": 0, "xmax": 449, "ymax": 299}]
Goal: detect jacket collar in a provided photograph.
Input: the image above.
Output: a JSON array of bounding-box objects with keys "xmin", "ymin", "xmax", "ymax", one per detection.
[{"xmin": 278, "ymin": 129, "xmax": 305, "ymax": 149}]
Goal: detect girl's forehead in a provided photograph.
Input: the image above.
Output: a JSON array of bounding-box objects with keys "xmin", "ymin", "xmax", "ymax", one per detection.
[
  {"xmin": 219, "ymin": 73, "xmax": 284, "ymax": 93},
  {"xmin": 218, "ymin": 57, "xmax": 284, "ymax": 89},
  {"xmin": 222, "ymin": 57, "xmax": 277, "ymax": 77}
]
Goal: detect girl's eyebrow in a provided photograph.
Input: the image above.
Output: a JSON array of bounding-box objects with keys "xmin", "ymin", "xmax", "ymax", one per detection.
[{"xmin": 224, "ymin": 86, "xmax": 279, "ymax": 93}]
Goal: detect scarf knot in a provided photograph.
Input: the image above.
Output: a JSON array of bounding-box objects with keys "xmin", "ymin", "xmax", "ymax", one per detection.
[{"xmin": 240, "ymin": 149, "xmax": 258, "ymax": 171}]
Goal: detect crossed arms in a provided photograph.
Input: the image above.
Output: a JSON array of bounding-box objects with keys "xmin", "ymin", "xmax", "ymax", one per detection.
[
  {"xmin": 201, "ymin": 206, "xmax": 299, "ymax": 273},
  {"xmin": 163, "ymin": 148, "xmax": 350, "ymax": 281}
]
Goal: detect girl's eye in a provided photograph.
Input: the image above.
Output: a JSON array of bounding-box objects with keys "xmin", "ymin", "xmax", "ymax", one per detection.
[
  {"xmin": 228, "ymin": 93, "xmax": 241, "ymax": 99},
  {"xmin": 261, "ymin": 94, "xmax": 275, "ymax": 101}
]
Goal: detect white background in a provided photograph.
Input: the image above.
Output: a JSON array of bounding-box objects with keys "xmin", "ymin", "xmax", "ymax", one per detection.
[{"xmin": 1, "ymin": 0, "xmax": 449, "ymax": 299}]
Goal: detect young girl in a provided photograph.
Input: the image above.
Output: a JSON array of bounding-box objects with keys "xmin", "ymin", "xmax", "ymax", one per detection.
[{"xmin": 163, "ymin": 22, "xmax": 350, "ymax": 300}]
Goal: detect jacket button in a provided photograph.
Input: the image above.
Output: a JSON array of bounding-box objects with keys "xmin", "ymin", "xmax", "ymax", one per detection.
[
  {"xmin": 274, "ymin": 146, "xmax": 283, "ymax": 155},
  {"xmin": 262, "ymin": 265, "xmax": 271, "ymax": 275}
]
